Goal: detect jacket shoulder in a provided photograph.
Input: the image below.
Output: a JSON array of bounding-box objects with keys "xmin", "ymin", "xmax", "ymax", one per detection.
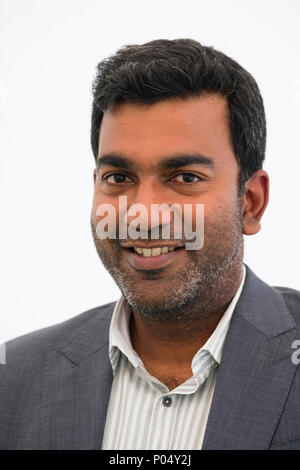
[
  {"xmin": 3, "ymin": 301, "xmax": 116, "ymax": 365},
  {"xmin": 0, "ymin": 302, "xmax": 115, "ymax": 449},
  {"xmin": 273, "ymin": 285, "xmax": 300, "ymax": 326}
]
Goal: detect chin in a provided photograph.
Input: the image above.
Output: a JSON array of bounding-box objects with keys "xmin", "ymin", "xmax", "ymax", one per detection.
[{"xmin": 122, "ymin": 289, "xmax": 192, "ymax": 317}]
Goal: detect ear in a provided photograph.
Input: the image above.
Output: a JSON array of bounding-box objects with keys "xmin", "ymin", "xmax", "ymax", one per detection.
[
  {"xmin": 93, "ymin": 168, "xmax": 97, "ymax": 186},
  {"xmin": 242, "ymin": 169, "xmax": 269, "ymax": 235}
]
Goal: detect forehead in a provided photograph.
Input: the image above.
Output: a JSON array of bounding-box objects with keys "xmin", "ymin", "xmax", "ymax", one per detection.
[{"xmin": 98, "ymin": 95, "xmax": 235, "ymax": 170}]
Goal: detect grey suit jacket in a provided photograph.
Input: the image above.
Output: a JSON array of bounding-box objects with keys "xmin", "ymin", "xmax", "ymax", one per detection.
[{"xmin": 1, "ymin": 264, "xmax": 300, "ymax": 450}]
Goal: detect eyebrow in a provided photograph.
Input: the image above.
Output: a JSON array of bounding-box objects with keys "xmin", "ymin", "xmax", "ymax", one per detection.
[
  {"xmin": 159, "ymin": 154, "xmax": 214, "ymax": 170},
  {"xmin": 96, "ymin": 152, "xmax": 214, "ymax": 171},
  {"xmin": 96, "ymin": 154, "xmax": 132, "ymax": 170}
]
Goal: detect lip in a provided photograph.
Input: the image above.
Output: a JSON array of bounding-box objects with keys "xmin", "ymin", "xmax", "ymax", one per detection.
[{"xmin": 123, "ymin": 246, "xmax": 185, "ymax": 270}]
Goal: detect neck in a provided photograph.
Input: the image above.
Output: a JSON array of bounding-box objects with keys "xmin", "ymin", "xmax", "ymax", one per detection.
[{"xmin": 129, "ymin": 263, "xmax": 244, "ymax": 370}]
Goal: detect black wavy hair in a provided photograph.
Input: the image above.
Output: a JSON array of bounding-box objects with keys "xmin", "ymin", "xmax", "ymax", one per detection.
[{"xmin": 91, "ymin": 38, "xmax": 266, "ymax": 196}]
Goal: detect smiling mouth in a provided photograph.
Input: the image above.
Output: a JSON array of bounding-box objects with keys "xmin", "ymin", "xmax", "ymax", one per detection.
[
  {"xmin": 123, "ymin": 245, "xmax": 185, "ymax": 257},
  {"xmin": 121, "ymin": 244, "xmax": 185, "ymax": 271}
]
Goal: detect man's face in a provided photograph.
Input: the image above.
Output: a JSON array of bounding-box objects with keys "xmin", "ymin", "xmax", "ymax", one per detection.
[{"xmin": 91, "ymin": 95, "xmax": 244, "ymax": 318}]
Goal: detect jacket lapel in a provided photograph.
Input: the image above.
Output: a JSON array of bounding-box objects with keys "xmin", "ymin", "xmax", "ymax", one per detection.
[
  {"xmin": 202, "ymin": 265, "xmax": 299, "ymax": 449},
  {"xmin": 40, "ymin": 303, "xmax": 115, "ymax": 449}
]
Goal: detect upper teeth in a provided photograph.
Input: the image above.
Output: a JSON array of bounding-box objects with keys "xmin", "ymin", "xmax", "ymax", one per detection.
[{"xmin": 134, "ymin": 246, "xmax": 175, "ymax": 257}]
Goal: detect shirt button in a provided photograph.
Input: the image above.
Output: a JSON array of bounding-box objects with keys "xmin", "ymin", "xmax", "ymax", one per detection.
[{"xmin": 162, "ymin": 396, "xmax": 172, "ymax": 407}]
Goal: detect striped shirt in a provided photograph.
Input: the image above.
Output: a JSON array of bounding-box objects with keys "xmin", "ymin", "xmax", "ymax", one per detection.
[{"xmin": 102, "ymin": 264, "xmax": 246, "ymax": 450}]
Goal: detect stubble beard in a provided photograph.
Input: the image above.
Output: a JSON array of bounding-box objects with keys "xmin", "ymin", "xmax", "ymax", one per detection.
[{"xmin": 91, "ymin": 199, "xmax": 244, "ymax": 326}]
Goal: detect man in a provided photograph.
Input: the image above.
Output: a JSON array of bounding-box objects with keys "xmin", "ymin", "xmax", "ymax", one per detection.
[{"xmin": 1, "ymin": 38, "xmax": 300, "ymax": 450}]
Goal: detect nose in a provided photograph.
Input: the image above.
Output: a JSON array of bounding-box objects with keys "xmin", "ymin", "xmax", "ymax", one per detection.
[{"xmin": 122, "ymin": 178, "xmax": 179, "ymax": 237}]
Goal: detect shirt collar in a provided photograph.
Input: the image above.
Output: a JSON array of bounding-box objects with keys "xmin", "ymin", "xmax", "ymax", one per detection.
[
  {"xmin": 109, "ymin": 296, "xmax": 143, "ymax": 374},
  {"xmin": 109, "ymin": 264, "xmax": 246, "ymax": 376}
]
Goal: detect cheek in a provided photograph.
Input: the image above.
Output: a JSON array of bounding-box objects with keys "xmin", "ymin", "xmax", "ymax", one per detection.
[
  {"xmin": 91, "ymin": 194, "xmax": 98, "ymax": 217},
  {"xmin": 92, "ymin": 187, "xmax": 116, "ymax": 217},
  {"xmin": 199, "ymin": 199, "xmax": 240, "ymax": 236}
]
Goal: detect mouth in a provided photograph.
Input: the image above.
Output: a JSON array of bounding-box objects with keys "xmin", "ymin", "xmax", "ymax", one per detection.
[{"xmin": 122, "ymin": 244, "xmax": 185, "ymax": 270}]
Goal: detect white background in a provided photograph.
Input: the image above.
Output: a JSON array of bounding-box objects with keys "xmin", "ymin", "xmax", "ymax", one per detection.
[{"xmin": 0, "ymin": 0, "xmax": 299, "ymax": 343}]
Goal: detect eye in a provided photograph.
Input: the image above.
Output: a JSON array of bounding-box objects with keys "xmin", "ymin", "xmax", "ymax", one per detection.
[
  {"xmin": 171, "ymin": 173, "xmax": 203, "ymax": 183},
  {"xmin": 103, "ymin": 173, "xmax": 133, "ymax": 184}
]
